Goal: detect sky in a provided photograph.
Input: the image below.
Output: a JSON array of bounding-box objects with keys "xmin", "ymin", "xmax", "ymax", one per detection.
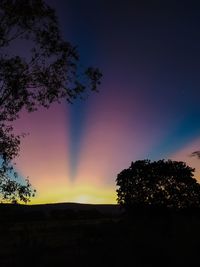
[{"xmin": 14, "ymin": 0, "xmax": 200, "ymax": 204}]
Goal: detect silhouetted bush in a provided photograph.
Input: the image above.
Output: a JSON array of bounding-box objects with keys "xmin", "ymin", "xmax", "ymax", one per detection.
[{"xmin": 116, "ymin": 159, "xmax": 200, "ymax": 212}]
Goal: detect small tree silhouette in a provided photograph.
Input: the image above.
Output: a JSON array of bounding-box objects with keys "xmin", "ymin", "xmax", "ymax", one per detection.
[{"xmin": 116, "ymin": 159, "xmax": 200, "ymax": 211}]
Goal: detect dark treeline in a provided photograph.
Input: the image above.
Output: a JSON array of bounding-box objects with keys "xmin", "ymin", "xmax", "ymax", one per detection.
[{"xmin": 0, "ymin": 203, "xmax": 121, "ymax": 222}]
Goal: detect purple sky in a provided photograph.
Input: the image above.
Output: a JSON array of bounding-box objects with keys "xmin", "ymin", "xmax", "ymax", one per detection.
[{"xmin": 14, "ymin": 0, "xmax": 200, "ymax": 203}]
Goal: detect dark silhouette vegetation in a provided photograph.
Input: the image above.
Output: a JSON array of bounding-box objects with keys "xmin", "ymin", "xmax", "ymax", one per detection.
[
  {"xmin": 191, "ymin": 150, "xmax": 200, "ymax": 159},
  {"xmin": 116, "ymin": 159, "xmax": 200, "ymax": 212},
  {"xmin": 1, "ymin": 202, "xmax": 200, "ymax": 267},
  {"xmin": 0, "ymin": 0, "xmax": 102, "ymax": 203}
]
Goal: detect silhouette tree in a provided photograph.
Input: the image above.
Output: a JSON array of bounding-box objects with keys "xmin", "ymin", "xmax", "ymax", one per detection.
[
  {"xmin": 0, "ymin": 0, "xmax": 102, "ymax": 203},
  {"xmin": 116, "ymin": 159, "xmax": 200, "ymax": 211},
  {"xmin": 191, "ymin": 151, "xmax": 200, "ymax": 159}
]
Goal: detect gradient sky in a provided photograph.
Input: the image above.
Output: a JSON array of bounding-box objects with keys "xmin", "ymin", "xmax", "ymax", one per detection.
[{"xmin": 14, "ymin": 0, "xmax": 200, "ymax": 204}]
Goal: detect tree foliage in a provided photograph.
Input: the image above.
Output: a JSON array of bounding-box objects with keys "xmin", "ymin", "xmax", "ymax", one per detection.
[
  {"xmin": 116, "ymin": 159, "xmax": 200, "ymax": 210},
  {"xmin": 0, "ymin": 0, "xmax": 102, "ymax": 203},
  {"xmin": 191, "ymin": 151, "xmax": 200, "ymax": 159}
]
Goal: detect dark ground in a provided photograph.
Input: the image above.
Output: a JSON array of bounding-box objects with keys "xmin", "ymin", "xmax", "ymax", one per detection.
[{"xmin": 0, "ymin": 203, "xmax": 200, "ymax": 267}]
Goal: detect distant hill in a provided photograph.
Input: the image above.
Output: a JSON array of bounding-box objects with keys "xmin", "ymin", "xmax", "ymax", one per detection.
[{"xmin": 0, "ymin": 202, "xmax": 123, "ymax": 222}]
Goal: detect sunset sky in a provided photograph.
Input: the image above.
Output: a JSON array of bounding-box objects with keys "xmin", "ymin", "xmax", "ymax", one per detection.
[{"xmin": 14, "ymin": 0, "xmax": 200, "ymax": 204}]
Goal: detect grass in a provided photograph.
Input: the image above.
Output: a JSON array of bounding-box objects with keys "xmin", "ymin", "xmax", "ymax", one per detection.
[{"xmin": 0, "ymin": 203, "xmax": 200, "ymax": 267}]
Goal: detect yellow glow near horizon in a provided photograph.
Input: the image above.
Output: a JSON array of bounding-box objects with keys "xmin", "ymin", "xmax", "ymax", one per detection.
[
  {"xmin": 13, "ymin": 103, "xmax": 119, "ymax": 205},
  {"xmin": 29, "ymin": 183, "xmax": 117, "ymax": 205},
  {"xmin": 13, "ymin": 102, "xmax": 200, "ymax": 206}
]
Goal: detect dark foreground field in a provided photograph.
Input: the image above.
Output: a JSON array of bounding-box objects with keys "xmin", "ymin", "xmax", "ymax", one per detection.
[{"xmin": 0, "ymin": 203, "xmax": 200, "ymax": 267}]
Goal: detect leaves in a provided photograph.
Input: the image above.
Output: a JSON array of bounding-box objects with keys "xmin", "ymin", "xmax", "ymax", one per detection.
[
  {"xmin": 190, "ymin": 151, "xmax": 200, "ymax": 159},
  {"xmin": 116, "ymin": 159, "xmax": 200, "ymax": 210},
  {"xmin": 0, "ymin": 175, "xmax": 35, "ymax": 203}
]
